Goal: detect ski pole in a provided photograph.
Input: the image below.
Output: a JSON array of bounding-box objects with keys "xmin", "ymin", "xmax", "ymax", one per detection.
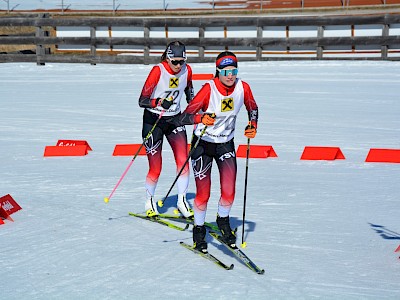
[
  {"xmin": 241, "ymin": 136, "xmax": 251, "ymax": 248},
  {"xmin": 104, "ymin": 110, "xmax": 165, "ymax": 203},
  {"xmin": 157, "ymin": 124, "xmax": 209, "ymax": 208}
]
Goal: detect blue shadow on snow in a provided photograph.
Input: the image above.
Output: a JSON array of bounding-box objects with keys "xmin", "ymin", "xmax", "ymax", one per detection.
[{"xmin": 369, "ymin": 223, "xmax": 400, "ymax": 240}]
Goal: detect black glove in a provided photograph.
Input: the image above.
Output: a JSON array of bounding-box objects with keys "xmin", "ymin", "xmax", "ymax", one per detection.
[{"xmin": 157, "ymin": 97, "xmax": 173, "ymax": 109}]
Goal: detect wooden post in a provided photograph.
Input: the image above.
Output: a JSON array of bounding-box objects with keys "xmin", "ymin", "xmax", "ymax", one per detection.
[
  {"xmin": 90, "ymin": 26, "xmax": 97, "ymax": 65},
  {"xmin": 317, "ymin": 25, "xmax": 324, "ymax": 60},
  {"xmin": 143, "ymin": 25, "xmax": 150, "ymax": 65},
  {"xmin": 381, "ymin": 24, "xmax": 389, "ymax": 60},
  {"xmin": 286, "ymin": 25, "xmax": 290, "ymax": 53},
  {"xmin": 224, "ymin": 26, "xmax": 228, "ymax": 51},
  {"xmin": 256, "ymin": 24, "xmax": 263, "ymax": 61},
  {"xmin": 199, "ymin": 26, "xmax": 205, "ymax": 61},
  {"xmin": 35, "ymin": 14, "xmax": 47, "ymax": 66}
]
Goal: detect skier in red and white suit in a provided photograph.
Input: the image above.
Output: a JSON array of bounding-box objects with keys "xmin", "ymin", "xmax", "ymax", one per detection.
[
  {"xmin": 170, "ymin": 51, "xmax": 259, "ymax": 251},
  {"xmin": 138, "ymin": 41, "xmax": 194, "ymax": 218}
]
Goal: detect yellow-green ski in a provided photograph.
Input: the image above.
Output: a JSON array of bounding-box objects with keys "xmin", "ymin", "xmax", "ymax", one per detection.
[
  {"xmin": 158, "ymin": 213, "xmax": 220, "ymax": 232},
  {"xmin": 129, "ymin": 212, "xmax": 189, "ymax": 231},
  {"xmin": 210, "ymin": 232, "xmax": 265, "ymax": 275},
  {"xmin": 180, "ymin": 241, "xmax": 234, "ymax": 270}
]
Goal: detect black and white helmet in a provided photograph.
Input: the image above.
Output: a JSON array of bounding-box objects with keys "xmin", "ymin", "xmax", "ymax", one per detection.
[{"xmin": 166, "ymin": 41, "xmax": 186, "ymax": 59}]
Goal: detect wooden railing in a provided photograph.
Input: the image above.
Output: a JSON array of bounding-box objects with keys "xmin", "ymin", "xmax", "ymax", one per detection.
[{"xmin": 0, "ymin": 13, "xmax": 400, "ymax": 64}]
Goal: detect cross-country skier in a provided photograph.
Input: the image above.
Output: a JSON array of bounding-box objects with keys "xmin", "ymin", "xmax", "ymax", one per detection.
[
  {"xmin": 138, "ymin": 41, "xmax": 194, "ymax": 218},
  {"xmin": 169, "ymin": 51, "xmax": 259, "ymax": 252}
]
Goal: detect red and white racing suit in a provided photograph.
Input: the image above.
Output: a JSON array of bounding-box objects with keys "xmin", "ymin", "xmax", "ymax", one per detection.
[
  {"xmin": 176, "ymin": 76, "xmax": 258, "ymax": 225},
  {"xmin": 138, "ymin": 61, "xmax": 193, "ymax": 200}
]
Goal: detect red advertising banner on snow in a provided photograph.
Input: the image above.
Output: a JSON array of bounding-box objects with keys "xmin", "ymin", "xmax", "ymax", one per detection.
[
  {"xmin": 300, "ymin": 146, "xmax": 345, "ymax": 160},
  {"xmin": 192, "ymin": 73, "xmax": 213, "ymax": 81},
  {"xmin": 0, "ymin": 206, "xmax": 13, "ymax": 223},
  {"xmin": 44, "ymin": 145, "xmax": 90, "ymax": 157},
  {"xmin": 0, "ymin": 194, "xmax": 22, "ymax": 224},
  {"xmin": 0, "ymin": 194, "xmax": 22, "ymax": 215},
  {"xmin": 56, "ymin": 140, "xmax": 93, "ymax": 151},
  {"xmin": 44, "ymin": 139, "xmax": 92, "ymax": 157},
  {"xmin": 236, "ymin": 145, "xmax": 278, "ymax": 159},
  {"xmin": 112, "ymin": 144, "xmax": 147, "ymax": 156},
  {"xmin": 365, "ymin": 148, "xmax": 400, "ymax": 163}
]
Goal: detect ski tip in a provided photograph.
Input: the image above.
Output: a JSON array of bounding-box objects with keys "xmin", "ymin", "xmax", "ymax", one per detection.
[
  {"xmin": 258, "ymin": 269, "xmax": 265, "ymax": 275},
  {"xmin": 228, "ymin": 264, "xmax": 234, "ymax": 270}
]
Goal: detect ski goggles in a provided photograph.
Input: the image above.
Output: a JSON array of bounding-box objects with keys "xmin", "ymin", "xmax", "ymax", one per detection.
[
  {"xmin": 169, "ymin": 59, "xmax": 186, "ymax": 66},
  {"xmin": 217, "ymin": 68, "xmax": 238, "ymax": 76}
]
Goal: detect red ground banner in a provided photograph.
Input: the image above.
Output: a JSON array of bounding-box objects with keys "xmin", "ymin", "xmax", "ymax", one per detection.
[
  {"xmin": 44, "ymin": 145, "xmax": 90, "ymax": 156},
  {"xmin": 300, "ymin": 146, "xmax": 345, "ymax": 160},
  {"xmin": 112, "ymin": 144, "xmax": 147, "ymax": 156},
  {"xmin": 365, "ymin": 148, "xmax": 400, "ymax": 163},
  {"xmin": 0, "ymin": 194, "xmax": 22, "ymax": 215},
  {"xmin": 0, "ymin": 194, "xmax": 22, "ymax": 224},
  {"xmin": 236, "ymin": 145, "xmax": 278, "ymax": 158},
  {"xmin": 192, "ymin": 74, "xmax": 213, "ymax": 80},
  {"xmin": 56, "ymin": 140, "xmax": 92, "ymax": 151}
]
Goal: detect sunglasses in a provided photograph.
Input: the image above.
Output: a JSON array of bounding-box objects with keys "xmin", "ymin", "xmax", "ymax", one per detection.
[
  {"xmin": 217, "ymin": 68, "xmax": 238, "ymax": 76},
  {"xmin": 170, "ymin": 59, "xmax": 186, "ymax": 66}
]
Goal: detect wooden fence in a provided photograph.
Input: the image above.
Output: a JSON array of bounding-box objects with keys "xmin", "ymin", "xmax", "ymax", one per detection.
[{"xmin": 0, "ymin": 13, "xmax": 400, "ymax": 64}]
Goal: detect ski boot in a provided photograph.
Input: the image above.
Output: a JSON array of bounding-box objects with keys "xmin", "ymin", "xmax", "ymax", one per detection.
[
  {"xmin": 193, "ymin": 225, "xmax": 207, "ymax": 253},
  {"xmin": 216, "ymin": 215, "xmax": 237, "ymax": 247},
  {"xmin": 145, "ymin": 196, "xmax": 159, "ymax": 217},
  {"xmin": 177, "ymin": 194, "xmax": 194, "ymax": 218}
]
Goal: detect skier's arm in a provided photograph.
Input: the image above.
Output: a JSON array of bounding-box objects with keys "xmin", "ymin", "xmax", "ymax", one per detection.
[
  {"xmin": 243, "ymin": 81, "xmax": 259, "ymax": 138},
  {"xmin": 138, "ymin": 66, "xmax": 162, "ymax": 108},
  {"xmin": 184, "ymin": 65, "xmax": 194, "ymax": 103},
  {"xmin": 171, "ymin": 83, "xmax": 211, "ymax": 125},
  {"xmin": 243, "ymin": 81, "xmax": 259, "ymax": 128}
]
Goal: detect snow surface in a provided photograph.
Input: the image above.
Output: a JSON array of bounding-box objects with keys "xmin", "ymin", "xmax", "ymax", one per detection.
[{"xmin": 1, "ymin": 61, "xmax": 400, "ymax": 299}]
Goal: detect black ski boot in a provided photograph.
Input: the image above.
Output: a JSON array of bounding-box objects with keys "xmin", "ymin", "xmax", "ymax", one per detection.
[
  {"xmin": 193, "ymin": 225, "xmax": 207, "ymax": 253},
  {"xmin": 216, "ymin": 215, "xmax": 237, "ymax": 247}
]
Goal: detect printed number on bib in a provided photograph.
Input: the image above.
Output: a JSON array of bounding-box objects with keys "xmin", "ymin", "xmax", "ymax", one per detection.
[{"xmin": 165, "ymin": 90, "xmax": 180, "ymax": 100}]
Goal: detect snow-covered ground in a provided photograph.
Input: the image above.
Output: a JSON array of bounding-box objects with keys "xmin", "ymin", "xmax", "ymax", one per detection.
[{"xmin": 1, "ymin": 61, "xmax": 399, "ymax": 299}]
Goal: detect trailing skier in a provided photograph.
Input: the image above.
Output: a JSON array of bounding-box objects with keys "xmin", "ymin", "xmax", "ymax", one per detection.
[{"xmin": 138, "ymin": 41, "xmax": 195, "ymax": 218}]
